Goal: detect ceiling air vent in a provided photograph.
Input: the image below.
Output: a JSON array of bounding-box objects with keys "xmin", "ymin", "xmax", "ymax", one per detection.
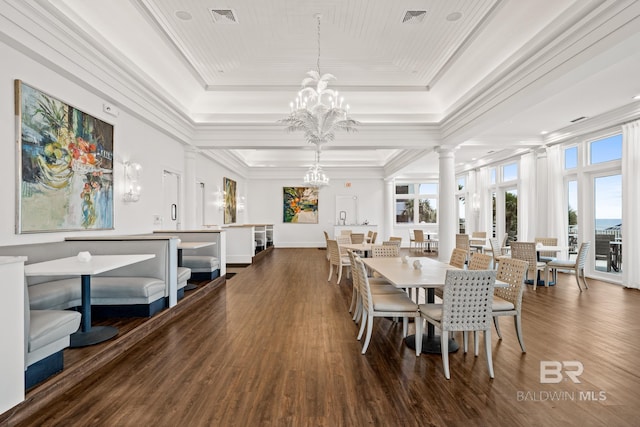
[
  {"xmin": 402, "ymin": 10, "xmax": 427, "ymax": 24},
  {"xmin": 209, "ymin": 9, "xmax": 238, "ymax": 24},
  {"xmin": 570, "ymin": 116, "xmax": 587, "ymax": 123}
]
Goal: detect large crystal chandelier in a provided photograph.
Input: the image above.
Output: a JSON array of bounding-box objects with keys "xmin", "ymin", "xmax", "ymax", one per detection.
[
  {"xmin": 280, "ymin": 14, "xmax": 358, "ymax": 186},
  {"xmin": 303, "ymin": 147, "xmax": 330, "ymax": 187}
]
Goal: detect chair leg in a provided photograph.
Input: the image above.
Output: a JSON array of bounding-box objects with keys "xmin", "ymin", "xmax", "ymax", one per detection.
[
  {"xmin": 574, "ymin": 269, "xmax": 582, "ymax": 292},
  {"xmin": 402, "ymin": 317, "xmax": 408, "ymax": 338},
  {"xmin": 532, "ymin": 270, "xmax": 537, "ymax": 291},
  {"xmin": 485, "ymin": 330, "xmax": 494, "ymax": 379},
  {"xmin": 463, "ymin": 331, "xmax": 468, "ymax": 353},
  {"xmin": 362, "ymin": 314, "xmax": 374, "ymax": 354},
  {"xmin": 415, "ymin": 317, "xmax": 423, "ymax": 356},
  {"xmin": 474, "ymin": 331, "xmax": 480, "ymax": 356},
  {"xmin": 581, "ymin": 268, "xmax": 589, "ymax": 289},
  {"xmin": 337, "ymin": 266, "xmax": 343, "ymax": 284},
  {"xmin": 349, "ymin": 287, "xmax": 357, "ymax": 313},
  {"xmin": 441, "ymin": 330, "xmax": 450, "ymax": 380},
  {"xmin": 493, "ymin": 316, "xmax": 502, "ymax": 339},
  {"xmin": 352, "ymin": 293, "xmax": 362, "ymax": 322},
  {"xmin": 544, "ymin": 266, "xmax": 550, "ymax": 289},
  {"xmin": 514, "ymin": 315, "xmax": 526, "ymax": 353},
  {"xmin": 357, "ymin": 309, "xmax": 367, "ymax": 340},
  {"xmin": 327, "ymin": 264, "xmax": 334, "ymax": 282}
]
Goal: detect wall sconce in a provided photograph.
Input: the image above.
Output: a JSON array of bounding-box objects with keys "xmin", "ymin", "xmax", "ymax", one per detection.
[
  {"xmin": 123, "ymin": 161, "xmax": 142, "ymax": 202},
  {"xmin": 237, "ymin": 196, "xmax": 246, "ymax": 213},
  {"xmin": 215, "ymin": 189, "xmax": 226, "ymax": 211}
]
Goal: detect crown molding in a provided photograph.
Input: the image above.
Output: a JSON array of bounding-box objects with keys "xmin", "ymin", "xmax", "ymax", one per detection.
[
  {"xmin": 440, "ymin": 0, "xmax": 639, "ymax": 145},
  {"xmin": 544, "ymin": 101, "xmax": 640, "ymax": 145}
]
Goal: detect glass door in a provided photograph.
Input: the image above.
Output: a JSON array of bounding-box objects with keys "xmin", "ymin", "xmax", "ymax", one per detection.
[
  {"xmin": 567, "ymin": 179, "xmax": 578, "ymax": 260},
  {"xmin": 505, "ymin": 188, "xmax": 518, "ymax": 243},
  {"xmin": 593, "ymin": 174, "xmax": 622, "ymax": 275}
]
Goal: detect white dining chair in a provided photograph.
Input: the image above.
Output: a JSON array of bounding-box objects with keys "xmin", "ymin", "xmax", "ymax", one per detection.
[
  {"xmin": 418, "ymin": 269, "xmax": 497, "ymax": 379},
  {"xmin": 353, "ymin": 257, "xmax": 421, "ymax": 355},
  {"xmin": 347, "ymin": 250, "xmax": 405, "ymax": 324},
  {"xmin": 544, "ymin": 242, "xmax": 591, "ymax": 292},
  {"xmin": 492, "ymin": 257, "xmax": 528, "ymax": 352},
  {"xmin": 326, "ymin": 239, "xmax": 351, "ymax": 284},
  {"xmin": 510, "ymin": 242, "xmax": 546, "ymax": 290}
]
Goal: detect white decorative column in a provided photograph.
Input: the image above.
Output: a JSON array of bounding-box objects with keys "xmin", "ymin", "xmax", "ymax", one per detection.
[
  {"xmin": 437, "ymin": 147, "xmax": 456, "ymax": 262},
  {"xmin": 183, "ymin": 147, "xmax": 197, "ymax": 229},
  {"xmin": 384, "ymin": 178, "xmax": 394, "ymax": 242},
  {"xmin": 467, "ymin": 169, "xmax": 478, "ymax": 233},
  {"xmin": 535, "ymin": 148, "xmax": 549, "ymax": 238}
]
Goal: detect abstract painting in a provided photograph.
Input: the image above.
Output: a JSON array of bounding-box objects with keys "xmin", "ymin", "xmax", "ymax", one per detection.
[
  {"xmin": 283, "ymin": 187, "xmax": 319, "ymax": 223},
  {"xmin": 15, "ymin": 80, "xmax": 114, "ymax": 233},
  {"xmin": 223, "ymin": 177, "xmax": 237, "ymax": 224}
]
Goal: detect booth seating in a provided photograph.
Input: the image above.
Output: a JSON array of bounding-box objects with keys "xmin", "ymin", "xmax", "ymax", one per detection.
[
  {"xmin": 180, "ymin": 256, "xmax": 220, "ymax": 281},
  {"xmin": 66, "ymin": 236, "xmax": 188, "ymax": 309},
  {"xmin": 24, "ymin": 280, "xmax": 81, "ymax": 389},
  {"xmin": 153, "ymin": 230, "xmax": 226, "ymax": 281},
  {"xmin": 0, "ymin": 236, "xmax": 184, "ymax": 318}
]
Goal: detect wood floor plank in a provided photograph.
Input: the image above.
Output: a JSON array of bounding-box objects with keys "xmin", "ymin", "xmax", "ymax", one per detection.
[{"xmin": 6, "ymin": 248, "xmax": 640, "ymax": 427}]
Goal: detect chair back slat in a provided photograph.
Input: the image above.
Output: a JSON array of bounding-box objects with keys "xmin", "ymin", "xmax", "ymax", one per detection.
[
  {"xmin": 468, "ymin": 253, "xmax": 493, "ymax": 270},
  {"xmin": 372, "ymin": 244, "xmax": 399, "ymax": 257},
  {"xmin": 441, "ymin": 270, "xmax": 496, "ymax": 331},
  {"xmin": 495, "ymin": 258, "xmax": 528, "ymax": 311},
  {"xmin": 449, "ymin": 248, "xmax": 467, "ymax": 269},
  {"xmin": 534, "ymin": 237, "xmax": 558, "ymax": 257},
  {"xmin": 510, "ymin": 242, "xmax": 538, "ymax": 280}
]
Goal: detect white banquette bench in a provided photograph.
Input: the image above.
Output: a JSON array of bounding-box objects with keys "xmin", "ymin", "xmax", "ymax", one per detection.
[
  {"xmin": 0, "ymin": 236, "xmax": 187, "ymax": 317},
  {"xmin": 0, "ymin": 236, "xmax": 187, "ymax": 389},
  {"xmin": 152, "ymin": 230, "xmax": 226, "ymax": 281}
]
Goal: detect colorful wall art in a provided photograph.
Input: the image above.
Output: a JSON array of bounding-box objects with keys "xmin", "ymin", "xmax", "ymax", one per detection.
[
  {"xmin": 15, "ymin": 80, "xmax": 114, "ymax": 233},
  {"xmin": 223, "ymin": 177, "xmax": 237, "ymax": 224},
  {"xmin": 283, "ymin": 187, "xmax": 319, "ymax": 223}
]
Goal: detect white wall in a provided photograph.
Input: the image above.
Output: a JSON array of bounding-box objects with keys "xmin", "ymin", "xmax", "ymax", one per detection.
[
  {"xmin": 247, "ymin": 177, "xmax": 384, "ymax": 247},
  {"xmin": 194, "ymin": 155, "xmax": 246, "ymax": 227},
  {"xmin": 0, "ymin": 40, "xmax": 209, "ymax": 244}
]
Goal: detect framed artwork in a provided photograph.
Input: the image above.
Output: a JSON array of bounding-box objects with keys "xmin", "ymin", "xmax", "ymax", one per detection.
[
  {"xmin": 223, "ymin": 177, "xmax": 237, "ymax": 224},
  {"xmin": 283, "ymin": 187, "xmax": 319, "ymax": 223},
  {"xmin": 15, "ymin": 80, "xmax": 114, "ymax": 233}
]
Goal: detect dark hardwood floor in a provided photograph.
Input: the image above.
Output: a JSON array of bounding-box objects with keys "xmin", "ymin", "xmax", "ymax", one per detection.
[{"xmin": 6, "ymin": 248, "xmax": 640, "ymax": 426}]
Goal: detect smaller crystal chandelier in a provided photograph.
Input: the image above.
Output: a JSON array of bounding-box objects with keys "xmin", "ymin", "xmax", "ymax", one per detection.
[{"xmin": 303, "ymin": 147, "xmax": 330, "ymax": 187}]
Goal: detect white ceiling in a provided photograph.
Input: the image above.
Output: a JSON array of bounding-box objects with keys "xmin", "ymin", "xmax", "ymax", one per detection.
[{"xmin": 42, "ymin": 0, "xmax": 640, "ymax": 176}]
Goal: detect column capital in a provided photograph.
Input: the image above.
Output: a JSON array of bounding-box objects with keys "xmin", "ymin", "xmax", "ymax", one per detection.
[{"xmin": 435, "ymin": 145, "xmax": 456, "ymax": 156}]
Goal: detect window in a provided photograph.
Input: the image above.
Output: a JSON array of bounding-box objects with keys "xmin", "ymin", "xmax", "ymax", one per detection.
[
  {"xmin": 565, "ymin": 146, "xmax": 578, "ymax": 169},
  {"xmin": 490, "ymin": 168, "xmax": 496, "ymax": 185},
  {"xmin": 590, "ymin": 134, "xmax": 622, "ymax": 164},
  {"xmin": 503, "ymin": 163, "xmax": 518, "ymax": 182},
  {"xmin": 395, "ymin": 182, "xmax": 438, "ymax": 224},
  {"xmin": 456, "ymin": 177, "xmax": 465, "ymax": 191}
]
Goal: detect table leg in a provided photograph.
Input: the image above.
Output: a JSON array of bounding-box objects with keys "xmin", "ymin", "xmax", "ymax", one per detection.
[
  {"xmin": 179, "ymin": 248, "xmax": 198, "ymax": 291},
  {"xmin": 404, "ymin": 288, "xmax": 459, "ymax": 354},
  {"xmin": 69, "ymin": 274, "xmax": 118, "ymax": 348}
]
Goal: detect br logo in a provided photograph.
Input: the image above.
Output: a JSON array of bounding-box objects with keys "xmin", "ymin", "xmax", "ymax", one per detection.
[{"xmin": 540, "ymin": 361, "xmax": 583, "ymax": 384}]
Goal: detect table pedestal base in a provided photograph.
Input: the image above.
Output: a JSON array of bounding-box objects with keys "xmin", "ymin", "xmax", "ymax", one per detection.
[
  {"xmin": 184, "ymin": 283, "xmax": 198, "ymax": 291},
  {"xmin": 70, "ymin": 325, "xmax": 118, "ymax": 348},
  {"xmin": 405, "ymin": 334, "xmax": 459, "ymax": 354}
]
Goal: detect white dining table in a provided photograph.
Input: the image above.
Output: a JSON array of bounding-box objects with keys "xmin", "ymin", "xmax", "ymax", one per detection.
[
  {"xmin": 339, "ymin": 242, "xmax": 374, "ymax": 257},
  {"xmin": 362, "ymin": 256, "xmax": 506, "ymax": 354},
  {"xmin": 535, "ymin": 245, "xmax": 567, "ymax": 285},
  {"xmin": 24, "ymin": 254, "xmax": 155, "ymax": 347}
]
